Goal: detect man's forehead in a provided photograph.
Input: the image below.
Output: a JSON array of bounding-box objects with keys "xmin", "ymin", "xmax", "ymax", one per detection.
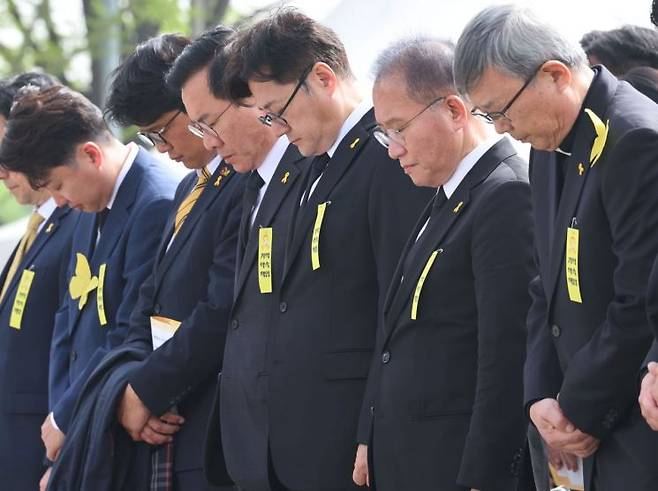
[{"xmin": 469, "ymin": 67, "xmax": 518, "ymax": 110}]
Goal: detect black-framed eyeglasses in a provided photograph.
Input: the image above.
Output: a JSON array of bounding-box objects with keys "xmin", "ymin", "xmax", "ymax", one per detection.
[
  {"xmin": 373, "ymin": 96, "xmax": 446, "ymax": 149},
  {"xmin": 187, "ymin": 103, "xmax": 232, "ymax": 140},
  {"xmin": 471, "ymin": 65, "xmax": 542, "ymax": 124},
  {"xmin": 258, "ymin": 64, "xmax": 314, "ymax": 132},
  {"xmin": 137, "ymin": 109, "xmax": 182, "ymax": 146}
]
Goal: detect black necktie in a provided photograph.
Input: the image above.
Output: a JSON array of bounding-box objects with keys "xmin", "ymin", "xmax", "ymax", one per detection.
[
  {"xmin": 301, "ymin": 153, "xmax": 330, "ymax": 205},
  {"xmin": 97, "ymin": 208, "xmax": 110, "ymax": 234},
  {"xmin": 239, "ymin": 171, "xmax": 265, "ymax": 252},
  {"xmin": 402, "ymin": 187, "xmax": 447, "ymax": 277}
]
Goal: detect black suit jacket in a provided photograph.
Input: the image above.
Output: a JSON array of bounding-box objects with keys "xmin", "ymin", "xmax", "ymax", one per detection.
[
  {"xmin": 240, "ymin": 109, "xmax": 433, "ymax": 490},
  {"xmin": 366, "ymin": 138, "xmax": 532, "ymax": 491},
  {"xmin": 524, "ymin": 67, "xmax": 658, "ymax": 489},
  {"xmin": 0, "ymin": 205, "xmax": 79, "ymax": 490},
  {"xmin": 126, "ymin": 161, "xmax": 244, "ymax": 473}
]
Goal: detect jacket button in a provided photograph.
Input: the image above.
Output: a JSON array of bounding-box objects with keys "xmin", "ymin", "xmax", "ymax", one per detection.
[
  {"xmin": 382, "ymin": 351, "xmax": 391, "ymax": 364},
  {"xmin": 231, "ymin": 319, "xmax": 239, "ymax": 329},
  {"xmin": 153, "ymin": 304, "xmax": 161, "ymax": 315},
  {"xmin": 70, "ymin": 351, "xmax": 77, "ymax": 361},
  {"xmin": 279, "ymin": 302, "xmax": 288, "ymax": 313},
  {"xmin": 551, "ymin": 324, "xmax": 561, "ymax": 338}
]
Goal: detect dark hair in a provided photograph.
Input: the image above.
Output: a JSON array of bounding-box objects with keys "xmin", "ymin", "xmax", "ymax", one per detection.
[
  {"xmin": 580, "ymin": 25, "xmax": 658, "ymax": 75},
  {"xmin": 222, "ymin": 7, "xmax": 353, "ymax": 101},
  {"xmin": 373, "ymin": 37, "xmax": 455, "ymax": 104},
  {"xmin": 652, "ymin": 0, "xmax": 658, "ymax": 27},
  {"xmin": 623, "ymin": 66, "xmax": 658, "ymax": 103},
  {"xmin": 0, "ymin": 85, "xmax": 111, "ymax": 187},
  {"xmin": 0, "ymin": 71, "xmax": 58, "ymax": 119},
  {"xmin": 166, "ymin": 25, "xmax": 234, "ymax": 95},
  {"xmin": 105, "ymin": 33, "xmax": 190, "ymax": 127}
]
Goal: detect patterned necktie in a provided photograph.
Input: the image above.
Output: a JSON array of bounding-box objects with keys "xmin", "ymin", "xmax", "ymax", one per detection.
[
  {"xmin": 1, "ymin": 211, "xmax": 45, "ymax": 302},
  {"xmin": 173, "ymin": 166, "xmax": 211, "ymax": 235},
  {"xmin": 301, "ymin": 153, "xmax": 330, "ymax": 205}
]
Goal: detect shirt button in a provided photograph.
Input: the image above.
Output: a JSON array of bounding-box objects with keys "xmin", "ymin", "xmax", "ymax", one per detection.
[
  {"xmin": 279, "ymin": 302, "xmax": 288, "ymax": 313},
  {"xmin": 70, "ymin": 351, "xmax": 77, "ymax": 361},
  {"xmin": 231, "ymin": 319, "xmax": 239, "ymax": 330},
  {"xmin": 382, "ymin": 351, "xmax": 391, "ymax": 364},
  {"xmin": 153, "ymin": 304, "xmax": 161, "ymax": 315},
  {"xmin": 551, "ymin": 324, "xmax": 561, "ymax": 338}
]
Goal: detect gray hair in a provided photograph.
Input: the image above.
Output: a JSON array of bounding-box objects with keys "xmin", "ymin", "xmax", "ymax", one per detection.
[
  {"xmin": 453, "ymin": 4, "xmax": 588, "ymax": 95},
  {"xmin": 372, "ymin": 36, "xmax": 455, "ymax": 104}
]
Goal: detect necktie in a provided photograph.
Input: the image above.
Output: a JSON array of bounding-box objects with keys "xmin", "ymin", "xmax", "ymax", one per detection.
[
  {"xmin": 173, "ymin": 166, "xmax": 211, "ymax": 235},
  {"xmin": 238, "ymin": 170, "xmax": 266, "ymax": 252},
  {"xmin": 301, "ymin": 153, "xmax": 330, "ymax": 205},
  {"xmin": 430, "ymin": 186, "xmax": 448, "ymax": 217},
  {"xmin": 1, "ymin": 211, "xmax": 44, "ymax": 302}
]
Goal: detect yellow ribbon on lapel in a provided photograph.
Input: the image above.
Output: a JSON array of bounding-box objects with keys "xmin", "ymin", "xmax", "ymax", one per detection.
[
  {"xmin": 69, "ymin": 253, "xmax": 99, "ymax": 310},
  {"xmin": 584, "ymin": 108, "xmax": 609, "ymax": 167}
]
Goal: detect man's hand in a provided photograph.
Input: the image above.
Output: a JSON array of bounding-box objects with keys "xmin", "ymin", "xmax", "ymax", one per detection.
[
  {"xmin": 352, "ymin": 444, "xmax": 369, "ymax": 486},
  {"xmin": 639, "ymin": 363, "xmax": 658, "ymax": 431},
  {"xmin": 529, "ymin": 398, "xmax": 599, "ymax": 457},
  {"xmin": 547, "ymin": 445, "xmax": 579, "ymax": 472},
  {"xmin": 117, "ymin": 383, "xmax": 151, "ymax": 441},
  {"xmin": 139, "ymin": 411, "xmax": 185, "ymax": 446},
  {"xmin": 41, "ymin": 413, "xmax": 65, "ymax": 461},
  {"xmin": 39, "ymin": 467, "xmax": 52, "ymax": 491}
]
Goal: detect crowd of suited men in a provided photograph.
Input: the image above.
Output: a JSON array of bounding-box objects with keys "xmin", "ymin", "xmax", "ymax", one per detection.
[{"xmin": 3, "ymin": 2, "xmax": 658, "ymax": 491}]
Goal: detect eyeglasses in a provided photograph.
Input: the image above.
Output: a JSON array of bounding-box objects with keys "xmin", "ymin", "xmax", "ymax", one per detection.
[
  {"xmin": 471, "ymin": 66, "xmax": 542, "ymax": 124},
  {"xmin": 258, "ymin": 64, "xmax": 314, "ymax": 133},
  {"xmin": 187, "ymin": 103, "xmax": 232, "ymax": 139},
  {"xmin": 373, "ymin": 96, "xmax": 446, "ymax": 149},
  {"xmin": 137, "ymin": 109, "xmax": 182, "ymax": 146}
]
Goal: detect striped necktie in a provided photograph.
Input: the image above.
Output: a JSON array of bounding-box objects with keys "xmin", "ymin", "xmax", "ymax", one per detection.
[
  {"xmin": 173, "ymin": 166, "xmax": 211, "ymax": 235},
  {"xmin": 1, "ymin": 211, "xmax": 45, "ymax": 302}
]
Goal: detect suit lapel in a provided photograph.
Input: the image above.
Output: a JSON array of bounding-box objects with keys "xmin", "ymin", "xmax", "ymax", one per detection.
[
  {"xmin": 156, "ymin": 162, "xmax": 234, "ymax": 289},
  {"xmin": 0, "ymin": 206, "xmax": 71, "ymax": 311},
  {"xmin": 384, "ymin": 139, "xmax": 515, "ymax": 337},
  {"xmin": 545, "ymin": 68, "xmax": 616, "ymax": 308},
  {"xmin": 282, "ymin": 113, "xmax": 374, "ymax": 284},
  {"xmin": 234, "ymin": 147, "xmax": 304, "ymax": 299}
]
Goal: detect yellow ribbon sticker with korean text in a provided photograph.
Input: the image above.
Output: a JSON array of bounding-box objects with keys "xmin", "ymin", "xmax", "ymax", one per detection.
[
  {"xmin": 97, "ymin": 263, "xmax": 107, "ymax": 326},
  {"xmin": 9, "ymin": 269, "xmax": 35, "ymax": 329},
  {"xmin": 311, "ymin": 202, "xmax": 328, "ymax": 270},
  {"xmin": 565, "ymin": 227, "xmax": 583, "ymax": 303},
  {"xmin": 411, "ymin": 249, "xmax": 441, "ymax": 320},
  {"xmin": 258, "ymin": 227, "xmax": 273, "ymax": 294}
]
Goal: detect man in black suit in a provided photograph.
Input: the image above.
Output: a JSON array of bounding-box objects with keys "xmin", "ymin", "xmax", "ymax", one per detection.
[
  {"xmin": 0, "ymin": 73, "xmax": 80, "ymax": 491},
  {"xmin": 221, "ymin": 9, "xmax": 433, "ymax": 491},
  {"xmin": 352, "ymin": 37, "xmax": 533, "ymax": 491},
  {"xmin": 455, "ymin": 5, "xmax": 658, "ymax": 490},
  {"xmin": 104, "ymin": 31, "xmax": 244, "ymax": 490}
]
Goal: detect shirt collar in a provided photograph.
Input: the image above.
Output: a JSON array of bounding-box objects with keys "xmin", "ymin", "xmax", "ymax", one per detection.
[
  {"xmin": 199, "ymin": 154, "xmax": 222, "ymax": 177},
  {"xmin": 443, "ymin": 135, "xmax": 503, "ymax": 199},
  {"xmin": 257, "ymin": 135, "xmax": 290, "ymax": 187},
  {"xmin": 36, "ymin": 197, "xmax": 57, "ymax": 222},
  {"xmin": 326, "ymin": 98, "xmax": 372, "ymax": 158},
  {"xmin": 107, "ymin": 142, "xmax": 138, "ymax": 210}
]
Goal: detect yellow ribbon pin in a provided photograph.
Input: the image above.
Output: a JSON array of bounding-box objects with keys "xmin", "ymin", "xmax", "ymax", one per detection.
[
  {"xmin": 214, "ymin": 176, "xmax": 223, "ymax": 187},
  {"xmin": 584, "ymin": 108, "xmax": 609, "ymax": 167},
  {"xmin": 281, "ymin": 171, "xmax": 290, "ymax": 184},
  {"xmin": 46, "ymin": 223, "xmax": 54, "ymax": 233},
  {"xmin": 578, "ymin": 163, "xmax": 585, "ymax": 176},
  {"xmin": 453, "ymin": 201, "xmax": 464, "ymax": 213},
  {"xmin": 350, "ymin": 137, "xmax": 360, "ymax": 149},
  {"xmin": 69, "ymin": 253, "xmax": 99, "ymax": 310}
]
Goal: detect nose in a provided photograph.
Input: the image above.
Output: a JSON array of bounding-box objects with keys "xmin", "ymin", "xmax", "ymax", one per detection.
[
  {"xmin": 493, "ymin": 118, "xmax": 512, "ymax": 135},
  {"xmin": 387, "ymin": 140, "xmax": 406, "ymax": 160},
  {"xmin": 203, "ymin": 133, "xmax": 223, "ymax": 153},
  {"xmin": 51, "ymin": 193, "xmax": 68, "ymax": 207},
  {"xmin": 154, "ymin": 141, "xmax": 172, "ymax": 153}
]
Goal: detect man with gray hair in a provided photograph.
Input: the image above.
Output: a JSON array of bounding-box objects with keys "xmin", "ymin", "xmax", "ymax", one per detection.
[
  {"xmin": 353, "ymin": 36, "xmax": 533, "ymax": 491},
  {"xmin": 454, "ymin": 5, "xmax": 658, "ymax": 490}
]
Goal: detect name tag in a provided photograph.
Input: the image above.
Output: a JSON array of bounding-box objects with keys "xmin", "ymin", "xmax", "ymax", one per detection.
[
  {"xmin": 97, "ymin": 263, "xmax": 108, "ymax": 325},
  {"xmin": 9, "ymin": 269, "xmax": 35, "ymax": 330},
  {"xmin": 150, "ymin": 315, "xmax": 181, "ymax": 350},
  {"xmin": 258, "ymin": 227, "xmax": 273, "ymax": 294},
  {"xmin": 565, "ymin": 227, "xmax": 583, "ymax": 303},
  {"xmin": 411, "ymin": 249, "xmax": 441, "ymax": 320},
  {"xmin": 311, "ymin": 202, "xmax": 328, "ymax": 270}
]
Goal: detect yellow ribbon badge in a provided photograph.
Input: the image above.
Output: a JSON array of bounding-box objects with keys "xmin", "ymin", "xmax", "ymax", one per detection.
[
  {"xmin": 281, "ymin": 171, "xmax": 290, "ymax": 184},
  {"xmin": 584, "ymin": 108, "xmax": 609, "ymax": 167},
  {"xmin": 69, "ymin": 253, "xmax": 99, "ymax": 310}
]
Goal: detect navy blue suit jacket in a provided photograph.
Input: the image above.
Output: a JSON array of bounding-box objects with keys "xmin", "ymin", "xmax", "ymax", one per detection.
[
  {"xmin": 0, "ymin": 205, "xmax": 79, "ymax": 490},
  {"xmin": 125, "ymin": 161, "xmax": 244, "ymax": 472},
  {"xmin": 49, "ymin": 148, "xmax": 178, "ymax": 432}
]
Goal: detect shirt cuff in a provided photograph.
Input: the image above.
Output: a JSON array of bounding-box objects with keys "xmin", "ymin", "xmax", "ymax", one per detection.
[{"xmin": 49, "ymin": 412, "xmax": 60, "ymax": 431}]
